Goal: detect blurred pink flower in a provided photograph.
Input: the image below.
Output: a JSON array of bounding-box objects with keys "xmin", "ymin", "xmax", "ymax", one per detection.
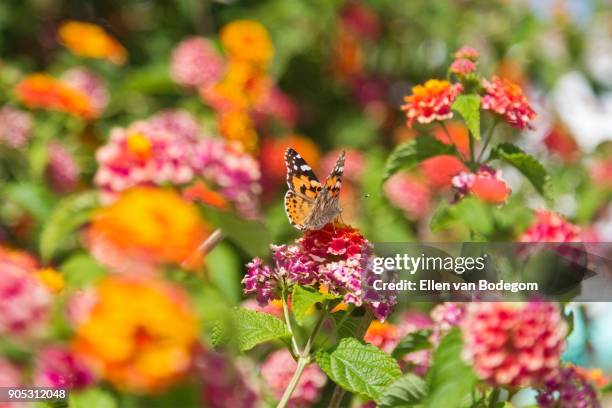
[
  {"xmin": 197, "ymin": 351, "xmax": 259, "ymax": 408},
  {"xmin": 461, "ymin": 302, "xmax": 567, "ymax": 388},
  {"xmin": 383, "ymin": 173, "xmax": 431, "ymax": 219},
  {"xmin": 396, "ymin": 311, "xmax": 433, "ymax": 375},
  {"xmin": 170, "ymin": 37, "xmax": 225, "ymax": 89},
  {"xmin": 193, "ymin": 137, "xmax": 261, "ymax": 218},
  {"xmin": 589, "ymin": 158, "xmax": 612, "ymax": 189},
  {"xmin": 450, "ymin": 58, "xmax": 477, "ymax": 75},
  {"xmin": 47, "ymin": 141, "xmax": 80, "ymax": 193},
  {"xmin": 261, "ymin": 349, "xmax": 326, "ymax": 407},
  {"xmin": 0, "ymin": 106, "xmax": 32, "ymax": 148},
  {"xmin": 148, "ymin": 109, "xmax": 201, "ymax": 143},
  {"xmin": 34, "ymin": 345, "xmax": 94, "ymax": 389},
  {"xmin": 94, "ymin": 117, "xmax": 197, "ymax": 204},
  {"xmin": 61, "ymin": 68, "xmax": 109, "ymax": 117},
  {"xmin": 520, "ymin": 210, "xmax": 581, "ymax": 243},
  {"xmin": 454, "ymin": 46, "xmax": 480, "ymax": 61},
  {"xmin": 0, "ymin": 358, "xmax": 22, "ymax": 408},
  {"xmin": 481, "ymin": 76, "xmax": 535, "ymax": 130},
  {"xmin": 253, "ymin": 86, "xmax": 298, "ymax": 126},
  {"xmin": 0, "ymin": 251, "xmax": 51, "ymax": 338},
  {"xmin": 66, "ymin": 289, "xmax": 98, "ymax": 327}
]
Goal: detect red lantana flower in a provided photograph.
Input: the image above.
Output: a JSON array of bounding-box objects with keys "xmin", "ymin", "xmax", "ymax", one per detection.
[
  {"xmin": 401, "ymin": 80, "xmax": 463, "ymax": 127},
  {"xmin": 481, "ymin": 76, "xmax": 536, "ymax": 130}
]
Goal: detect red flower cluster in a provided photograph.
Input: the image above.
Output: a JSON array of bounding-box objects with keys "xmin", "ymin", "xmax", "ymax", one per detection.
[
  {"xmin": 520, "ymin": 210, "xmax": 581, "ymax": 243},
  {"xmin": 481, "ymin": 76, "xmax": 536, "ymax": 130},
  {"xmin": 461, "ymin": 302, "xmax": 567, "ymax": 388}
]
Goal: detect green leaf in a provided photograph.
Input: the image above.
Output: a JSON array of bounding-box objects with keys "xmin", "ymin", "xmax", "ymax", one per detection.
[
  {"xmin": 4, "ymin": 182, "xmax": 56, "ymax": 221},
  {"xmin": 382, "ymin": 137, "xmax": 455, "ymax": 182},
  {"xmin": 392, "ymin": 329, "xmax": 432, "ymax": 359},
  {"xmin": 69, "ymin": 388, "xmax": 117, "ymax": 408},
  {"xmin": 316, "ymin": 337, "xmax": 402, "ymax": 400},
  {"xmin": 430, "ymin": 197, "xmax": 493, "ymax": 235},
  {"xmin": 377, "ymin": 373, "xmax": 427, "ymax": 407},
  {"xmin": 452, "ymin": 94, "xmax": 481, "ymax": 140},
  {"xmin": 424, "ymin": 328, "xmax": 477, "ymax": 408},
  {"xmin": 291, "ymin": 285, "xmax": 336, "ymax": 325},
  {"xmin": 232, "ymin": 307, "xmax": 290, "ymax": 351},
  {"xmin": 59, "ymin": 252, "xmax": 107, "ymax": 288},
  {"xmin": 201, "ymin": 207, "xmax": 271, "ymax": 258},
  {"xmin": 40, "ymin": 191, "xmax": 98, "ymax": 262},
  {"xmin": 331, "ymin": 311, "xmax": 363, "ymax": 341},
  {"xmin": 489, "ymin": 143, "xmax": 551, "ymax": 200}
]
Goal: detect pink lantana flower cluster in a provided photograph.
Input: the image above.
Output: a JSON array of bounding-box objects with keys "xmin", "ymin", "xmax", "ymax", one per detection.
[
  {"xmin": 452, "ymin": 165, "xmax": 511, "ymax": 205},
  {"xmin": 0, "ymin": 248, "xmax": 52, "ymax": 338},
  {"xmin": 34, "ymin": 345, "xmax": 94, "ymax": 389},
  {"xmin": 461, "ymin": 302, "xmax": 567, "ymax": 388},
  {"xmin": 94, "ymin": 109, "xmax": 261, "ymax": 217},
  {"xmin": 520, "ymin": 210, "xmax": 581, "ymax": 242},
  {"xmin": 170, "ymin": 37, "xmax": 225, "ymax": 90},
  {"xmin": 0, "ymin": 106, "xmax": 33, "ymax": 148},
  {"xmin": 537, "ymin": 365, "xmax": 601, "ymax": 408},
  {"xmin": 243, "ymin": 224, "xmax": 396, "ymax": 321},
  {"xmin": 482, "ymin": 76, "xmax": 536, "ymax": 130}
]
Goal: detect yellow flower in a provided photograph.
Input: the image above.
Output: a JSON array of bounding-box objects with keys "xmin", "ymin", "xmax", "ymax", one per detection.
[
  {"xmin": 87, "ymin": 187, "xmax": 209, "ymax": 271},
  {"xmin": 58, "ymin": 21, "xmax": 126, "ymax": 64},
  {"xmin": 220, "ymin": 20, "xmax": 274, "ymax": 66},
  {"xmin": 35, "ymin": 268, "xmax": 64, "ymax": 294},
  {"xmin": 72, "ymin": 277, "xmax": 198, "ymax": 393}
]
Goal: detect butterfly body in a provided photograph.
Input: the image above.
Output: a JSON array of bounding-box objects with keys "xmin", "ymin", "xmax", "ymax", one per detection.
[{"xmin": 284, "ymin": 148, "xmax": 345, "ymax": 230}]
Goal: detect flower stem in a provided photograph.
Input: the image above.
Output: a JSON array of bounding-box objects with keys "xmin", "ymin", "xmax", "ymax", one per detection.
[
  {"xmin": 476, "ymin": 121, "xmax": 499, "ymax": 163},
  {"xmin": 440, "ymin": 121, "xmax": 468, "ymax": 165},
  {"xmin": 276, "ymin": 307, "xmax": 328, "ymax": 408},
  {"xmin": 281, "ymin": 283, "xmax": 301, "ymax": 358},
  {"xmin": 182, "ymin": 228, "xmax": 224, "ymax": 267}
]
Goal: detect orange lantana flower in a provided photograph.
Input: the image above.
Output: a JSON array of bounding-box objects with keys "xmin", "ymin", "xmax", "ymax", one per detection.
[
  {"xmin": 58, "ymin": 21, "xmax": 126, "ymax": 64},
  {"xmin": 401, "ymin": 79, "xmax": 463, "ymax": 127},
  {"xmin": 220, "ymin": 20, "xmax": 274, "ymax": 66},
  {"xmin": 15, "ymin": 74, "xmax": 96, "ymax": 119},
  {"xmin": 72, "ymin": 277, "xmax": 198, "ymax": 393}
]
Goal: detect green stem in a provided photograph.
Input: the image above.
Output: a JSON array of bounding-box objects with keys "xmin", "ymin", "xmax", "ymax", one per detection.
[
  {"xmin": 276, "ymin": 308, "xmax": 328, "ymax": 408},
  {"xmin": 468, "ymin": 132, "xmax": 476, "ymax": 170},
  {"xmin": 476, "ymin": 121, "xmax": 499, "ymax": 163},
  {"xmin": 281, "ymin": 283, "xmax": 301, "ymax": 358}
]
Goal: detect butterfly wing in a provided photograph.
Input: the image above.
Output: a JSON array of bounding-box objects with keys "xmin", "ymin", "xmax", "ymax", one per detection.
[
  {"xmin": 284, "ymin": 190, "xmax": 313, "ymax": 230},
  {"xmin": 322, "ymin": 150, "xmax": 345, "ymax": 198},
  {"xmin": 284, "ymin": 148, "xmax": 322, "ymax": 200},
  {"xmin": 284, "ymin": 148, "xmax": 322, "ymax": 229}
]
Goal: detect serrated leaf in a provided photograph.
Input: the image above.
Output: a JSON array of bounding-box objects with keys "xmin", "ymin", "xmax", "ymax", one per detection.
[
  {"xmin": 291, "ymin": 286, "xmax": 336, "ymax": 325},
  {"xmin": 69, "ymin": 388, "xmax": 117, "ymax": 408},
  {"xmin": 382, "ymin": 137, "xmax": 455, "ymax": 182},
  {"xmin": 452, "ymin": 94, "xmax": 481, "ymax": 140},
  {"xmin": 40, "ymin": 191, "xmax": 98, "ymax": 262},
  {"xmin": 316, "ymin": 337, "xmax": 401, "ymax": 400},
  {"xmin": 489, "ymin": 143, "xmax": 551, "ymax": 200},
  {"xmin": 392, "ymin": 329, "xmax": 432, "ymax": 359},
  {"xmin": 232, "ymin": 307, "xmax": 289, "ymax": 351},
  {"xmin": 201, "ymin": 207, "xmax": 271, "ymax": 258},
  {"xmin": 331, "ymin": 311, "xmax": 363, "ymax": 341},
  {"xmin": 424, "ymin": 328, "xmax": 477, "ymax": 408},
  {"xmin": 377, "ymin": 373, "xmax": 427, "ymax": 407}
]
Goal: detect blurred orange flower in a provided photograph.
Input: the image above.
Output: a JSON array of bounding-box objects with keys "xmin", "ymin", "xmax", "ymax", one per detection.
[
  {"xmin": 58, "ymin": 21, "xmax": 126, "ymax": 64},
  {"xmin": 15, "ymin": 74, "xmax": 96, "ymax": 119},
  {"xmin": 87, "ymin": 187, "xmax": 209, "ymax": 273},
  {"xmin": 220, "ymin": 20, "xmax": 274, "ymax": 66},
  {"xmin": 72, "ymin": 277, "xmax": 198, "ymax": 393},
  {"xmin": 203, "ymin": 62, "xmax": 271, "ymax": 112},
  {"xmin": 218, "ymin": 109, "xmax": 259, "ymax": 153},
  {"xmin": 35, "ymin": 268, "xmax": 64, "ymax": 294}
]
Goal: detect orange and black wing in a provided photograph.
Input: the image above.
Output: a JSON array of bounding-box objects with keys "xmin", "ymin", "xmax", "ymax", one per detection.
[
  {"xmin": 322, "ymin": 150, "xmax": 345, "ymax": 198},
  {"xmin": 284, "ymin": 148, "xmax": 322, "ymax": 200}
]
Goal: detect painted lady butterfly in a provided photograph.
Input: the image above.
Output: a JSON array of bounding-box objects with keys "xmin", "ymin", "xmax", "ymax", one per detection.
[{"xmin": 284, "ymin": 148, "xmax": 345, "ymax": 230}]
